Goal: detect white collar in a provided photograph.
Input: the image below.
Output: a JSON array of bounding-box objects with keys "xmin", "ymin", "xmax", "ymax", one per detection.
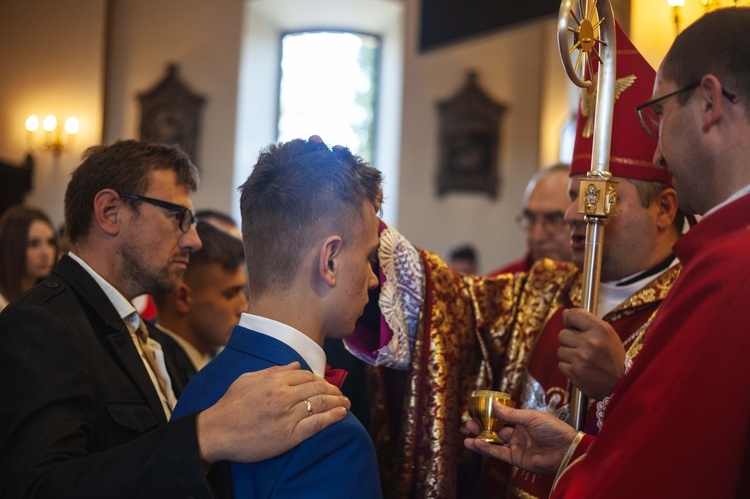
[
  {"xmin": 68, "ymin": 252, "xmax": 141, "ymax": 330},
  {"xmin": 597, "ymin": 257, "xmax": 679, "ymax": 318},
  {"xmin": 238, "ymin": 313, "xmax": 326, "ymax": 377}
]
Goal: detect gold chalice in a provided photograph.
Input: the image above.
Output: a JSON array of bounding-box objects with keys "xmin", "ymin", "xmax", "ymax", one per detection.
[{"xmin": 469, "ymin": 390, "xmax": 515, "ymax": 445}]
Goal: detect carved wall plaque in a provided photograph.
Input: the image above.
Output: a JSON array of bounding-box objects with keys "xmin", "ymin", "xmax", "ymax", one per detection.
[
  {"xmin": 436, "ymin": 71, "xmax": 507, "ymax": 198},
  {"xmin": 138, "ymin": 64, "xmax": 206, "ymax": 162}
]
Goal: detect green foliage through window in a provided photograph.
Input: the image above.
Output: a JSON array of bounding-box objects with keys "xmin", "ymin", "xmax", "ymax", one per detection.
[{"xmin": 278, "ymin": 31, "xmax": 380, "ymax": 163}]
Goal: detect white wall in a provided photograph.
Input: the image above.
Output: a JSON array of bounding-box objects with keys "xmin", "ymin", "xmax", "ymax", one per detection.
[
  {"xmin": 234, "ymin": 0, "xmax": 404, "ymax": 226},
  {"xmin": 0, "ymin": 0, "xmax": 106, "ymax": 227},
  {"xmin": 631, "ymin": 0, "xmax": 706, "ymax": 71},
  {"xmin": 397, "ymin": 0, "xmax": 568, "ymax": 272},
  {"xmin": 1, "ymin": 0, "xmax": 575, "ymax": 274},
  {"xmin": 104, "ymin": 0, "xmax": 244, "ymax": 215}
]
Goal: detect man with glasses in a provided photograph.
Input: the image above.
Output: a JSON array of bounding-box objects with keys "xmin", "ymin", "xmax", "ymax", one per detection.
[
  {"xmin": 465, "ymin": 9, "xmax": 750, "ymax": 497},
  {"xmin": 488, "ymin": 163, "xmax": 572, "ymax": 276},
  {"xmin": 347, "ymin": 22, "xmax": 686, "ymax": 499},
  {"xmin": 0, "ymin": 140, "xmax": 350, "ymax": 497}
]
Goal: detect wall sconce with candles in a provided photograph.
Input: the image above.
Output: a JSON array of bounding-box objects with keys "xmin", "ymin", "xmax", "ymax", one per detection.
[
  {"xmin": 668, "ymin": 0, "xmax": 685, "ymax": 35},
  {"xmin": 25, "ymin": 114, "xmax": 79, "ymax": 158}
]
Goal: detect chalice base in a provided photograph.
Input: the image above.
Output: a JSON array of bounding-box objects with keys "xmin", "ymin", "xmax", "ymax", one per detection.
[{"xmin": 476, "ymin": 429, "xmax": 505, "ymax": 445}]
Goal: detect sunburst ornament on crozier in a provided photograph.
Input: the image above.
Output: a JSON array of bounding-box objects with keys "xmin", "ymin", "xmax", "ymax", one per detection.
[{"xmin": 567, "ymin": 0, "xmax": 607, "ymax": 79}]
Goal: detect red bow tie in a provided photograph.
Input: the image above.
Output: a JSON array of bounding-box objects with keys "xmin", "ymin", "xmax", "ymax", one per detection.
[{"xmin": 324, "ymin": 364, "xmax": 348, "ymax": 389}]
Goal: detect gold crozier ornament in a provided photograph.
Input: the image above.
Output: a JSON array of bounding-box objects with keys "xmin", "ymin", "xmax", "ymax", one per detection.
[
  {"xmin": 581, "ymin": 73, "xmax": 637, "ymax": 138},
  {"xmin": 557, "ymin": 0, "xmax": 619, "ymax": 431}
]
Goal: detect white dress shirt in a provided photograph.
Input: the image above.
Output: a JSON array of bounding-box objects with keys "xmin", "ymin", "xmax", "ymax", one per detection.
[{"xmin": 238, "ymin": 313, "xmax": 326, "ymax": 377}]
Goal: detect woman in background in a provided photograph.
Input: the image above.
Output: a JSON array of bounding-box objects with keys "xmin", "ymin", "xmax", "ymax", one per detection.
[{"xmin": 0, "ymin": 206, "xmax": 58, "ymax": 311}]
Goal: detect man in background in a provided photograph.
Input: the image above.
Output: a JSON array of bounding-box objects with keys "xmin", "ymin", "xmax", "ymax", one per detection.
[
  {"xmin": 196, "ymin": 208, "xmax": 242, "ymax": 239},
  {"xmin": 137, "ymin": 209, "xmax": 242, "ymax": 322},
  {"xmin": 153, "ymin": 220, "xmax": 248, "ymax": 382},
  {"xmin": 489, "ymin": 163, "xmax": 572, "ymax": 276},
  {"xmin": 448, "ymin": 243, "xmax": 479, "ymax": 274}
]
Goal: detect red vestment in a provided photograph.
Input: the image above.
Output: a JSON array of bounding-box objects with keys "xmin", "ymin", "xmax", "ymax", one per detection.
[
  {"xmin": 554, "ymin": 193, "xmax": 750, "ymax": 498},
  {"xmin": 498, "ymin": 264, "xmax": 676, "ymax": 499}
]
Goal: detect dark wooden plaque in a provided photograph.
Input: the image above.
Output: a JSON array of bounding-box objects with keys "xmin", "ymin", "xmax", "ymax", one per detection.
[
  {"xmin": 436, "ymin": 71, "xmax": 507, "ymax": 198},
  {"xmin": 138, "ymin": 64, "xmax": 206, "ymax": 162}
]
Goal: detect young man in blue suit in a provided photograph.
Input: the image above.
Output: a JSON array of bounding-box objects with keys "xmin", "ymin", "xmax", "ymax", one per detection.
[{"xmin": 173, "ymin": 137, "xmax": 383, "ymax": 498}]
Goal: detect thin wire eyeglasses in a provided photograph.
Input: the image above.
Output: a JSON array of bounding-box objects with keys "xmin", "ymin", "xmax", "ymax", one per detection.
[
  {"xmin": 636, "ymin": 82, "xmax": 738, "ymax": 139},
  {"xmin": 516, "ymin": 210, "xmax": 568, "ymax": 233},
  {"xmin": 120, "ymin": 193, "xmax": 198, "ymax": 233}
]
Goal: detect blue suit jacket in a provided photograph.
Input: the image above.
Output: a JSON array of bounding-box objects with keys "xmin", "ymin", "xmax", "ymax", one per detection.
[{"xmin": 173, "ymin": 325, "xmax": 382, "ymax": 499}]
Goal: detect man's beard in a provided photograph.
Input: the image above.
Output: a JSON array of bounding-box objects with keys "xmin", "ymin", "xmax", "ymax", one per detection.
[{"xmin": 121, "ymin": 242, "xmax": 183, "ymax": 296}]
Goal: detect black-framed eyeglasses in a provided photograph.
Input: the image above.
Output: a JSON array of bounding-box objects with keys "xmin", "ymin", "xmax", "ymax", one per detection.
[
  {"xmin": 636, "ymin": 82, "xmax": 739, "ymax": 139},
  {"xmin": 516, "ymin": 210, "xmax": 567, "ymax": 233},
  {"xmin": 120, "ymin": 193, "xmax": 198, "ymax": 233}
]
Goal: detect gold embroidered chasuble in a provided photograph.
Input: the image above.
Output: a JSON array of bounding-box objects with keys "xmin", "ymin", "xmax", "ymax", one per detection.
[{"xmin": 366, "ymin": 243, "xmax": 680, "ymax": 499}]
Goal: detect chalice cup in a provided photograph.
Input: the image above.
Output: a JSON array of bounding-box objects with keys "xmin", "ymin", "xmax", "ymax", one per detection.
[{"xmin": 469, "ymin": 390, "xmax": 515, "ymax": 445}]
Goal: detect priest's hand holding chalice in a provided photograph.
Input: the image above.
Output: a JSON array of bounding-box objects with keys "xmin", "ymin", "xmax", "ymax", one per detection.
[
  {"xmin": 464, "ymin": 392, "xmax": 581, "ymax": 475},
  {"xmin": 468, "ymin": 390, "xmax": 515, "ymax": 444}
]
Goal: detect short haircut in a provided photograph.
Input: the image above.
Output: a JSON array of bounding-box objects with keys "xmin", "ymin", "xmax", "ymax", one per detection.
[
  {"xmin": 239, "ymin": 139, "xmax": 383, "ymax": 296},
  {"xmin": 0, "ymin": 206, "xmax": 57, "ymax": 301},
  {"xmin": 449, "ymin": 244, "xmax": 477, "ymax": 263},
  {"xmin": 524, "ymin": 163, "xmax": 570, "ymax": 204},
  {"xmin": 534, "ymin": 163, "xmax": 570, "ymax": 182},
  {"xmin": 661, "ymin": 8, "xmax": 750, "ymax": 111},
  {"xmin": 629, "ymin": 179, "xmax": 686, "ymax": 235},
  {"xmin": 186, "ymin": 220, "xmax": 245, "ymax": 277},
  {"xmin": 64, "ymin": 140, "xmax": 199, "ymax": 243},
  {"xmin": 194, "ymin": 209, "xmax": 238, "ymax": 229}
]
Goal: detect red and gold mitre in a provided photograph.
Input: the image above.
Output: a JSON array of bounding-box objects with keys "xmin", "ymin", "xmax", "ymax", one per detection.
[{"xmin": 570, "ymin": 21, "xmax": 672, "ymax": 186}]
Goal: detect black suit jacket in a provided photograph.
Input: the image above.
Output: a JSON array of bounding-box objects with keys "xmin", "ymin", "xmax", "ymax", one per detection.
[
  {"xmin": 0, "ymin": 255, "xmax": 213, "ymax": 498},
  {"xmin": 157, "ymin": 328, "xmax": 198, "ymax": 394}
]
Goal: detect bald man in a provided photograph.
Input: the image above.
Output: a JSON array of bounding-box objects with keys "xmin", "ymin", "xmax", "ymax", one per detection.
[{"xmin": 489, "ymin": 164, "xmax": 572, "ymax": 276}]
